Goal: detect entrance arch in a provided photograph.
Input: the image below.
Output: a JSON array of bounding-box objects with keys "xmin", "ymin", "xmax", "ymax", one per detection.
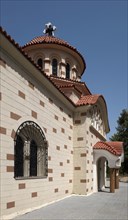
[{"xmin": 93, "ymin": 141, "xmax": 124, "ymax": 193}]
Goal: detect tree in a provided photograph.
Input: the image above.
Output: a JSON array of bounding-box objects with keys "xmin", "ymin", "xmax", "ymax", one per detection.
[{"xmin": 110, "ymin": 109, "xmax": 128, "ymax": 174}]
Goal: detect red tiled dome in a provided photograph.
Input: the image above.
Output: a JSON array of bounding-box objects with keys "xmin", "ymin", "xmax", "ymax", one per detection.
[{"xmin": 22, "ymin": 35, "xmax": 86, "ymax": 74}]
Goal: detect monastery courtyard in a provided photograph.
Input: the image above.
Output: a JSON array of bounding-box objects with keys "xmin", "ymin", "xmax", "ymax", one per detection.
[{"xmin": 14, "ymin": 181, "xmax": 128, "ymax": 220}]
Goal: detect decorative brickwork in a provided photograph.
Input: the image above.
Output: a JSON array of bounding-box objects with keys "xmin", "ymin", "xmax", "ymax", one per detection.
[
  {"xmin": 61, "ymin": 173, "xmax": 65, "ymax": 177},
  {"xmin": 48, "ymin": 169, "xmax": 53, "ymax": 173},
  {"xmin": 60, "ymin": 162, "xmax": 63, "ymax": 166},
  {"xmin": 74, "ymin": 120, "xmax": 81, "ymax": 124},
  {"xmin": 0, "ymin": 127, "xmax": 6, "ymax": 135},
  {"xmin": 53, "ymin": 128, "xmax": 57, "ymax": 133},
  {"xmin": 6, "ymin": 166, "xmax": 14, "ymax": 172},
  {"xmin": 80, "ymin": 153, "xmax": 86, "ymax": 157},
  {"xmin": 49, "ymin": 98, "xmax": 53, "ymax": 104},
  {"xmin": 28, "ymin": 81, "xmax": 34, "ymax": 90},
  {"xmin": 19, "ymin": 183, "xmax": 26, "ymax": 189},
  {"xmin": 40, "ymin": 100, "xmax": 45, "ymax": 107},
  {"xmin": 56, "ymin": 146, "xmax": 60, "ymax": 151},
  {"xmin": 31, "ymin": 192, "xmax": 37, "ymax": 197},
  {"xmin": 10, "ymin": 112, "xmax": 21, "ymax": 120},
  {"xmin": 49, "ymin": 177, "xmax": 53, "ymax": 181},
  {"xmin": 65, "ymin": 190, "xmax": 68, "ymax": 194},
  {"xmin": 18, "ymin": 90, "xmax": 25, "ymax": 99},
  {"xmin": 63, "ymin": 117, "xmax": 66, "ymax": 122},
  {"xmin": 54, "ymin": 115, "xmax": 58, "ymax": 120},
  {"xmin": 7, "ymin": 154, "xmax": 14, "ymax": 160},
  {"xmin": 61, "ymin": 128, "xmax": 65, "ymax": 133},
  {"xmin": 80, "ymin": 179, "xmax": 86, "ymax": 183},
  {"xmin": 7, "ymin": 201, "xmax": 15, "ymax": 209},
  {"xmin": 74, "ymin": 167, "xmax": 81, "ymax": 170},
  {"xmin": 64, "ymin": 145, "xmax": 67, "ymax": 149},
  {"xmin": 54, "ymin": 188, "xmax": 58, "ymax": 193},
  {"xmin": 77, "ymin": 137, "xmax": 83, "ymax": 141},
  {"xmin": 11, "ymin": 129, "xmax": 16, "ymax": 138},
  {"xmin": 31, "ymin": 110, "xmax": 37, "ymax": 119},
  {"xmin": 81, "ymin": 112, "xmax": 86, "ymax": 116}
]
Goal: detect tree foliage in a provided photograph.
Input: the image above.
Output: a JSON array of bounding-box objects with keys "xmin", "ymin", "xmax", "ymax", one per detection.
[{"xmin": 110, "ymin": 109, "xmax": 128, "ymax": 174}]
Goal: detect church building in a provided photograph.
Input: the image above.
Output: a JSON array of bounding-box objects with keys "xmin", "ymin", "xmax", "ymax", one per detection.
[{"xmin": 0, "ymin": 23, "xmax": 124, "ymax": 220}]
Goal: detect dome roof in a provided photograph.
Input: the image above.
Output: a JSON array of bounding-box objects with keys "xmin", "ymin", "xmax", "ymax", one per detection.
[{"xmin": 22, "ymin": 35, "xmax": 86, "ymax": 73}]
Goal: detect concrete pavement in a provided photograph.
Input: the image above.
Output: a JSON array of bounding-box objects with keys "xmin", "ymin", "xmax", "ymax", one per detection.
[{"xmin": 14, "ymin": 182, "xmax": 128, "ymax": 220}]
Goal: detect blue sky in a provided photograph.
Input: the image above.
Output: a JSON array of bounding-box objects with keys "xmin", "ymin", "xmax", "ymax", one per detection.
[{"xmin": 1, "ymin": 0, "xmax": 127, "ymax": 139}]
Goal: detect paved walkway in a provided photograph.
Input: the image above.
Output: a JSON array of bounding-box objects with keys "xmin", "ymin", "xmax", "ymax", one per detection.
[{"xmin": 14, "ymin": 182, "xmax": 128, "ymax": 220}]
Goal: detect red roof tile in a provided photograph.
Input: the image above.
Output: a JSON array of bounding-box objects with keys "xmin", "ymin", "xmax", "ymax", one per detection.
[
  {"xmin": 93, "ymin": 141, "xmax": 123, "ymax": 156},
  {"xmin": 50, "ymin": 76, "xmax": 91, "ymax": 95},
  {"xmin": 77, "ymin": 95, "xmax": 100, "ymax": 106}
]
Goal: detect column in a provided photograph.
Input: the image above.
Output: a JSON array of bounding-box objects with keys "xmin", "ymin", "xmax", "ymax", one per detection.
[
  {"xmin": 115, "ymin": 169, "xmax": 119, "ymax": 189},
  {"xmin": 110, "ymin": 168, "xmax": 115, "ymax": 193}
]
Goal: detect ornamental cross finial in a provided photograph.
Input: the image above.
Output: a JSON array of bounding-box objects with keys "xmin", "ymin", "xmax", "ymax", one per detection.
[{"xmin": 43, "ymin": 22, "xmax": 56, "ymax": 36}]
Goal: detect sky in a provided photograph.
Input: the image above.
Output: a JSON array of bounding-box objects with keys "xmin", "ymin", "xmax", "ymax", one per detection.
[{"xmin": 1, "ymin": 0, "xmax": 127, "ymax": 139}]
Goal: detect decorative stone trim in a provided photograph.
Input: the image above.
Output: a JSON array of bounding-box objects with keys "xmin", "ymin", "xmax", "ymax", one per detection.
[
  {"xmin": 0, "ymin": 127, "xmax": 6, "ymax": 134},
  {"xmin": 18, "ymin": 90, "xmax": 25, "ymax": 99},
  {"xmin": 48, "ymin": 156, "xmax": 51, "ymax": 161},
  {"xmin": 81, "ymin": 112, "xmax": 86, "ymax": 116},
  {"xmin": 74, "ymin": 167, "xmax": 81, "ymax": 170},
  {"xmin": 6, "ymin": 166, "xmax": 14, "ymax": 172},
  {"xmin": 49, "ymin": 177, "xmax": 53, "ymax": 181},
  {"xmin": 77, "ymin": 137, "xmax": 83, "ymax": 141},
  {"xmin": 48, "ymin": 169, "xmax": 53, "ymax": 173},
  {"xmin": 53, "ymin": 128, "xmax": 57, "ymax": 133},
  {"xmin": 11, "ymin": 129, "xmax": 16, "ymax": 138},
  {"xmin": 64, "ymin": 145, "xmax": 67, "ymax": 149},
  {"xmin": 54, "ymin": 115, "xmax": 58, "ymax": 120},
  {"xmin": 31, "ymin": 192, "xmax": 37, "ymax": 197},
  {"xmin": 7, "ymin": 201, "xmax": 15, "ymax": 209},
  {"xmin": 31, "ymin": 110, "xmax": 37, "ymax": 119},
  {"xmin": 61, "ymin": 128, "xmax": 65, "ymax": 133},
  {"xmin": 10, "ymin": 112, "xmax": 21, "ymax": 120},
  {"xmin": 40, "ymin": 100, "xmax": 45, "ymax": 107},
  {"xmin": 80, "ymin": 179, "xmax": 86, "ymax": 183},
  {"xmin": 19, "ymin": 183, "xmax": 26, "ymax": 189},
  {"xmin": 28, "ymin": 81, "xmax": 34, "ymax": 90},
  {"xmin": 7, "ymin": 154, "xmax": 14, "ymax": 160},
  {"xmin": 74, "ymin": 120, "xmax": 81, "ymax": 124},
  {"xmin": 80, "ymin": 153, "xmax": 86, "ymax": 157},
  {"xmin": 59, "ymin": 107, "xmax": 63, "ymax": 112},
  {"xmin": 49, "ymin": 98, "xmax": 53, "ymax": 104},
  {"xmin": 63, "ymin": 117, "xmax": 66, "ymax": 122},
  {"xmin": 54, "ymin": 188, "xmax": 58, "ymax": 193},
  {"xmin": 56, "ymin": 146, "xmax": 60, "ymax": 151}
]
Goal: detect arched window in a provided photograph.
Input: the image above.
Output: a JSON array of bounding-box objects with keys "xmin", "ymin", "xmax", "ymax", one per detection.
[
  {"xmin": 52, "ymin": 58, "xmax": 58, "ymax": 76},
  {"xmin": 66, "ymin": 63, "xmax": 70, "ymax": 79},
  {"xmin": 37, "ymin": 58, "xmax": 43, "ymax": 69},
  {"xmin": 14, "ymin": 121, "xmax": 48, "ymax": 179}
]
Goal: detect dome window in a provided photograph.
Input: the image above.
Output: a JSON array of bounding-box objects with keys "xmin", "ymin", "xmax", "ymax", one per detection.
[
  {"xmin": 52, "ymin": 58, "xmax": 58, "ymax": 76},
  {"xmin": 66, "ymin": 63, "xmax": 70, "ymax": 79},
  {"xmin": 37, "ymin": 58, "xmax": 43, "ymax": 69}
]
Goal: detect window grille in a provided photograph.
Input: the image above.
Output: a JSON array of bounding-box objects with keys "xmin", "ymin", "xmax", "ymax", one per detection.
[{"xmin": 14, "ymin": 121, "xmax": 48, "ymax": 179}]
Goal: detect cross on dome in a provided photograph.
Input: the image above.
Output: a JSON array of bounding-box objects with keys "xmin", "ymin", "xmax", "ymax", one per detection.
[{"xmin": 43, "ymin": 22, "xmax": 56, "ymax": 36}]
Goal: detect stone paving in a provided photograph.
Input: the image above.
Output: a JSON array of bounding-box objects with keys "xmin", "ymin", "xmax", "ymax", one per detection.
[{"xmin": 14, "ymin": 182, "xmax": 128, "ymax": 220}]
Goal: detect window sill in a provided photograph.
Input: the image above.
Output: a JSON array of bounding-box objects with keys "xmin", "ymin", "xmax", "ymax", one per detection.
[{"xmin": 14, "ymin": 176, "xmax": 48, "ymax": 180}]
